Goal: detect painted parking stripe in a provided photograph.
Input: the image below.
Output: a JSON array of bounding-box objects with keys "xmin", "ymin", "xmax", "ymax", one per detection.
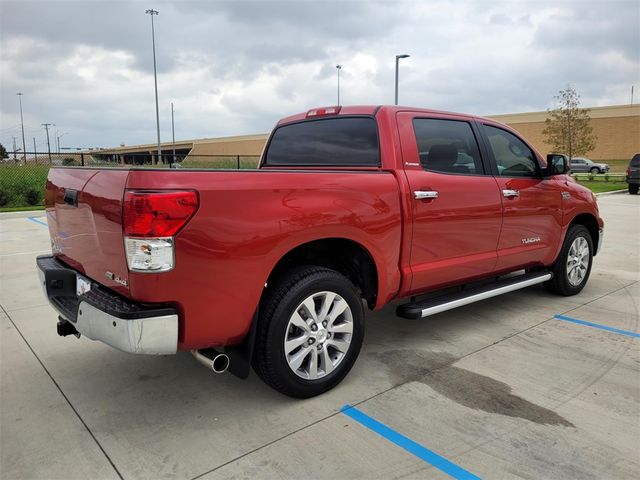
[
  {"xmin": 27, "ymin": 216, "xmax": 48, "ymax": 227},
  {"xmin": 341, "ymin": 405, "xmax": 481, "ymax": 480},
  {"xmin": 554, "ymin": 314, "xmax": 640, "ymax": 338}
]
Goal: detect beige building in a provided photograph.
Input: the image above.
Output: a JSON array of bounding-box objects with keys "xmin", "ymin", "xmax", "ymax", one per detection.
[
  {"xmin": 489, "ymin": 104, "xmax": 639, "ymax": 160},
  {"xmin": 90, "ymin": 104, "xmax": 638, "ymax": 164}
]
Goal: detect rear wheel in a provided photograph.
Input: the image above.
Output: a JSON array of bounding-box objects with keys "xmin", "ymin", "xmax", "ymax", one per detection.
[
  {"xmin": 545, "ymin": 225, "xmax": 593, "ymax": 296},
  {"xmin": 629, "ymin": 183, "xmax": 639, "ymax": 195},
  {"xmin": 253, "ymin": 266, "xmax": 364, "ymax": 398}
]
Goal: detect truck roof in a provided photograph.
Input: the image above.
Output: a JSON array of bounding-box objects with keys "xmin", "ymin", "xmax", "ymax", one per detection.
[{"xmin": 276, "ymin": 105, "xmax": 495, "ymax": 126}]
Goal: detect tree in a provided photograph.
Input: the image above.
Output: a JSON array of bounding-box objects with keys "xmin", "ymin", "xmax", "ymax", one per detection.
[
  {"xmin": 0, "ymin": 143, "xmax": 7, "ymax": 159},
  {"xmin": 542, "ymin": 85, "xmax": 596, "ymax": 159}
]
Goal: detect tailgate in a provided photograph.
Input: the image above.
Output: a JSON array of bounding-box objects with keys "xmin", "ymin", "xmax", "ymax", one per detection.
[{"xmin": 45, "ymin": 168, "xmax": 131, "ymax": 296}]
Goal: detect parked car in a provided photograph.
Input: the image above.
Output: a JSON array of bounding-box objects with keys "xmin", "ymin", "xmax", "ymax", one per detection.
[
  {"xmin": 570, "ymin": 157, "xmax": 610, "ymax": 174},
  {"xmin": 36, "ymin": 105, "xmax": 604, "ymax": 398},
  {"xmin": 626, "ymin": 153, "xmax": 640, "ymax": 194}
]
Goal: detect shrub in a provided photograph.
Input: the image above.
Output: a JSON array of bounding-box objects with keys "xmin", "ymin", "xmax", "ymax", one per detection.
[
  {"xmin": 25, "ymin": 189, "xmax": 42, "ymax": 205},
  {"xmin": 62, "ymin": 157, "xmax": 76, "ymax": 166},
  {"xmin": 0, "ymin": 164, "xmax": 49, "ymax": 208}
]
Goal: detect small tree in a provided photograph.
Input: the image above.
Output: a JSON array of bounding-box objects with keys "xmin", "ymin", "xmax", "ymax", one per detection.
[
  {"xmin": 542, "ymin": 85, "xmax": 596, "ymax": 159},
  {"xmin": 0, "ymin": 143, "xmax": 8, "ymax": 159}
]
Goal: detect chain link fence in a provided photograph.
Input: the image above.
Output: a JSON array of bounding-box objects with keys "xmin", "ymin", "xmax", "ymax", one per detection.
[{"xmin": 0, "ymin": 152, "xmax": 261, "ymax": 209}]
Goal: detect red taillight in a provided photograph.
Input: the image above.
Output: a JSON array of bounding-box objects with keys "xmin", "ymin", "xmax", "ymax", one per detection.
[
  {"xmin": 123, "ymin": 190, "xmax": 198, "ymax": 237},
  {"xmin": 306, "ymin": 106, "xmax": 342, "ymax": 118}
]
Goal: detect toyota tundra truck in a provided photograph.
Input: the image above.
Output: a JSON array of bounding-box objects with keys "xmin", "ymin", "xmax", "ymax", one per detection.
[{"xmin": 37, "ymin": 105, "xmax": 604, "ymax": 398}]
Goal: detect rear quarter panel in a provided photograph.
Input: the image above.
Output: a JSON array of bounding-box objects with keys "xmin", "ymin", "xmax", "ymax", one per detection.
[{"xmin": 125, "ymin": 169, "xmax": 402, "ymax": 349}]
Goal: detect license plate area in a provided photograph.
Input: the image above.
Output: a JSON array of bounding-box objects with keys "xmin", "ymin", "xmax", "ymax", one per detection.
[{"xmin": 76, "ymin": 274, "xmax": 92, "ymax": 296}]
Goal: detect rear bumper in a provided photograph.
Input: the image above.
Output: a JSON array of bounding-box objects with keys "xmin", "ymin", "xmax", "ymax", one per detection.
[{"xmin": 36, "ymin": 255, "xmax": 178, "ymax": 355}]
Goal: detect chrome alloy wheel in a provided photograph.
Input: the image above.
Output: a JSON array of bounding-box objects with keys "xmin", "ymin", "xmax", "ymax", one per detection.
[
  {"xmin": 284, "ymin": 291, "xmax": 353, "ymax": 380},
  {"xmin": 566, "ymin": 236, "xmax": 590, "ymax": 287}
]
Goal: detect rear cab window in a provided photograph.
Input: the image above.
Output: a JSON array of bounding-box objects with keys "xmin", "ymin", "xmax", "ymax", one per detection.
[{"xmin": 263, "ymin": 117, "xmax": 380, "ymax": 167}]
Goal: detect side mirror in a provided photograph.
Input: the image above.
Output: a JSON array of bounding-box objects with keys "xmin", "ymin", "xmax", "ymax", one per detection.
[{"xmin": 544, "ymin": 154, "xmax": 569, "ymax": 176}]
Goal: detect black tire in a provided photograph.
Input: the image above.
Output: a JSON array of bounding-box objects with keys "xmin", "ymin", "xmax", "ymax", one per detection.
[
  {"xmin": 629, "ymin": 183, "xmax": 639, "ymax": 195},
  {"xmin": 253, "ymin": 266, "xmax": 365, "ymax": 398},
  {"xmin": 544, "ymin": 224, "xmax": 593, "ymax": 296},
  {"xmin": 590, "ymin": 167, "xmax": 600, "ymax": 174}
]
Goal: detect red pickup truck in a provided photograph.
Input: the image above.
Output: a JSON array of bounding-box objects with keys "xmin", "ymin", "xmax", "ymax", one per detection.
[{"xmin": 37, "ymin": 105, "xmax": 604, "ymax": 398}]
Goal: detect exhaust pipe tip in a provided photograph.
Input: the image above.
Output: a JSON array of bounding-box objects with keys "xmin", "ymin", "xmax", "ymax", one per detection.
[
  {"xmin": 191, "ymin": 349, "xmax": 230, "ymax": 374},
  {"xmin": 211, "ymin": 353, "xmax": 230, "ymax": 374}
]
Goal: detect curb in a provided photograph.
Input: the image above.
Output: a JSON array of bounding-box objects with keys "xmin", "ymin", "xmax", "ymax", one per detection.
[
  {"xmin": 595, "ymin": 189, "xmax": 628, "ymax": 197},
  {"xmin": 0, "ymin": 210, "xmax": 46, "ymax": 220}
]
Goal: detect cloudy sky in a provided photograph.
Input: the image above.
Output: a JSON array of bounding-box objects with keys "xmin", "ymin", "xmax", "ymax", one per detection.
[{"xmin": 1, "ymin": 0, "xmax": 638, "ymax": 151}]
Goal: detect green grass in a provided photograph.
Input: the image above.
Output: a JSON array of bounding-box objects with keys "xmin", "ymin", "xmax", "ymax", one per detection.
[
  {"xmin": 0, "ymin": 205, "xmax": 46, "ymax": 213},
  {"xmin": 600, "ymin": 159, "xmax": 629, "ymax": 173},
  {"xmin": 0, "ymin": 164, "xmax": 50, "ymax": 208},
  {"xmin": 575, "ymin": 180, "xmax": 627, "ymax": 193}
]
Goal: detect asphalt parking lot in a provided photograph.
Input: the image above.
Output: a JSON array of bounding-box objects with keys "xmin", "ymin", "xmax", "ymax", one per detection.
[{"xmin": 1, "ymin": 193, "xmax": 638, "ymax": 480}]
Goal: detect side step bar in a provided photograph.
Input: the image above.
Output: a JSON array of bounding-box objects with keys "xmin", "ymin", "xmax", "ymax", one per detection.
[{"xmin": 396, "ymin": 271, "xmax": 552, "ymax": 320}]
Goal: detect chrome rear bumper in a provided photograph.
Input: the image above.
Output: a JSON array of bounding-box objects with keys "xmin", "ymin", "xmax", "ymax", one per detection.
[{"xmin": 37, "ymin": 255, "xmax": 178, "ymax": 355}]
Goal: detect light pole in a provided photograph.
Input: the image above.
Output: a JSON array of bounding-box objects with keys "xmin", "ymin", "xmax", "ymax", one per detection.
[
  {"xmin": 171, "ymin": 102, "xmax": 175, "ymax": 165},
  {"xmin": 394, "ymin": 54, "xmax": 410, "ymax": 105},
  {"xmin": 336, "ymin": 65, "xmax": 342, "ymax": 105},
  {"xmin": 16, "ymin": 93, "xmax": 26, "ymax": 163},
  {"xmin": 146, "ymin": 8, "xmax": 161, "ymax": 164},
  {"xmin": 57, "ymin": 132, "xmax": 68, "ymax": 154}
]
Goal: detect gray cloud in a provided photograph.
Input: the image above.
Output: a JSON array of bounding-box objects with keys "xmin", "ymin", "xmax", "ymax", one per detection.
[{"xmin": 1, "ymin": 0, "xmax": 638, "ymax": 150}]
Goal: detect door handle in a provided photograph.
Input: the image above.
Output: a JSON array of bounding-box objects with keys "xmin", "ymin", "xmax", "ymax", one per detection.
[
  {"xmin": 502, "ymin": 189, "xmax": 519, "ymax": 198},
  {"xmin": 414, "ymin": 190, "xmax": 438, "ymax": 200}
]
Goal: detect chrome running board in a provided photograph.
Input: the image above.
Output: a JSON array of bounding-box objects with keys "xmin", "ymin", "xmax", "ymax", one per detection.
[{"xmin": 396, "ymin": 271, "xmax": 552, "ymax": 319}]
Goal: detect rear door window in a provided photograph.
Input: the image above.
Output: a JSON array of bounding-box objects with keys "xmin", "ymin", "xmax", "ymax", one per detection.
[
  {"xmin": 412, "ymin": 118, "xmax": 485, "ymax": 174},
  {"xmin": 264, "ymin": 117, "xmax": 379, "ymax": 166}
]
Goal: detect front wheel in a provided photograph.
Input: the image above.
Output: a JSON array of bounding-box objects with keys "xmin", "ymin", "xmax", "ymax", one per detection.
[
  {"xmin": 545, "ymin": 225, "xmax": 593, "ymax": 296},
  {"xmin": 590, "ymin": 167, "xmax": 600, "ymax": 174},
  {"xmin": 629, "ymin": 183, "xmax": 639, "ymax": 195},
  {"xmin": 253, "ymin": 266, "xmax": 364, "ymax": 398}
]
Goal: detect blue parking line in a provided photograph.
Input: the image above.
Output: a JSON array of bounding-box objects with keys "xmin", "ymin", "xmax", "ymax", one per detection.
[
  {"xmin": 27, "ymin": 216, "xmax": 48, "ymax": 227},
  {"xmin": 341, "ymin": 405, "xmax": 481, "ymax": 480},
  {"xmin": 554, "ymin": 314, "xmax": 640, "ymax": 338}
]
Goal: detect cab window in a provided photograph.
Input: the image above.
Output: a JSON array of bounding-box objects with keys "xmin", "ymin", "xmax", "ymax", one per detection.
[
  {"xmin": 412, "ymin": 119, "xmax": 484, "ymax": 175},
  {"xmin": 484, "ymin": 125, "xmax": 538, "ymax": 177}
]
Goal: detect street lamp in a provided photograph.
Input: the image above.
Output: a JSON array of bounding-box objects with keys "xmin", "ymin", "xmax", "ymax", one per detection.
[
  {"xmin": 394, "ymin": 54, "xmax": 410, "ymax": 105},
  {"xmin": 336, "ymin": 65, "xmax": 342, "ymax": 105},
  {"xmin": 57, "ymin": 132, "xmax": 68, "ymax": 153},
  {"xmin": 146, "ymin": 8, "xmax": 161, "ymax": 164},
  {"xmin": 16, "ymin": 93, "xmax": 26, "ymax": 162}
]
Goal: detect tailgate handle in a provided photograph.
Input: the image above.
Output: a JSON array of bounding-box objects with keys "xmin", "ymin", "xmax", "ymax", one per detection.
[{"xmin": 64, "ymin": 189, "xmax": 78, "ymax": 207}]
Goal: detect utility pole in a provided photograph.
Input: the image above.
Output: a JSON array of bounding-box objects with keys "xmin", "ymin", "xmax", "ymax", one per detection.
[
  {"xmin": 146, "ymin": 8, "xmax": 161, "ymax": 164},
  {"xmin": 16, "ymin": 93, "xmax": 26, "ymax": 163},
  {"xmin": 12, "ymin": 137, "xmax": 17, "ymax": 160},
  {"xmin": 171, "ymin": 102, "xmax": 176, "ymax": 165},
  {"xmin": 632, "ymin": 85, "xmax": 635, "ymax": 105},
  {"xmin": 336, "ymin": 65, "xmax": 342, "ymax": 105},
  {"xmin": 33, "ymin": 137, "xmax": 37, "ymax": 162},
  {"xmin": 42, "ymin": 123, "xmax": 52, "ymax": 163}
]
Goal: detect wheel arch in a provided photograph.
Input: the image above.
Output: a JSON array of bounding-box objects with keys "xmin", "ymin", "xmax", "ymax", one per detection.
[
  {"xmin": 264, "ymin": 238, "xmax": 379, "ymax": 309},
  {"xmin": 568, "ymin": 212, "xmax": 600, "ymax": 255}
]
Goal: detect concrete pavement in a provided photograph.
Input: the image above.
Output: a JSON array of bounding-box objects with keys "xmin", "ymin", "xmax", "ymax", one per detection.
[{"xmin": 1, "ymin": 193, "xmax": 638, "ymax": 479}]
